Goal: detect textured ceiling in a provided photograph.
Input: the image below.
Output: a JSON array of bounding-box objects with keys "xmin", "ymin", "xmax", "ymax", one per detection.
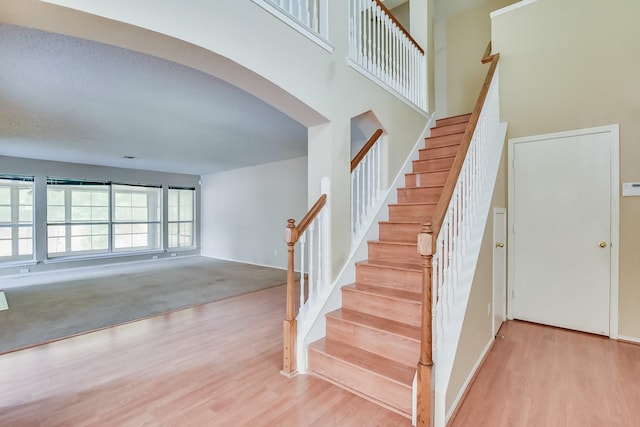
[{"xmin": 0, "ymin": 24, "xmax": 308, "ymax": 176}]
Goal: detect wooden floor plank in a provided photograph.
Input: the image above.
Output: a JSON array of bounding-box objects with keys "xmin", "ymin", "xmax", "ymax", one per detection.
[
  {"xmin": 450, "ymin": 320, "xmax": 640, "ymax": 427},
  {"xmin": 0, "ymin": 285, "xmax": 409, "ymax": 426}
]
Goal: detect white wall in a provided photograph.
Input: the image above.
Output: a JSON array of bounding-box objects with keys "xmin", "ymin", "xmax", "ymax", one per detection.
[
  {"xmin": 201, "ymin": 157, "xmax": 307, "ymax": 270},
  {"xmin": 11, "ymin": 0, "xmax": 430, "ymax": 282}
]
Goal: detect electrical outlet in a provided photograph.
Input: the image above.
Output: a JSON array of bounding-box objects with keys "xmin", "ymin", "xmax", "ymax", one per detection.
[
  {"xmin": 274, "ymin": 249, "xmax": 278, "ymax": 256},
  {"xmin": 152, "ymin": 255, "xmax": 158, "ymax": 260},
  {"xmin": 19, "ymin": 268, "xmax": 29, "ymax": 274},
  {"xmin": 170, "ymin": 253, "xmax": 177, "ymax": 257}
]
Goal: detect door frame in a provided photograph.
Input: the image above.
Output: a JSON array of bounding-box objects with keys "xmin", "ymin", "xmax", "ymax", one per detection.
[
  {"xmin": 507, "ymin": 124, "xmax": 620, "ymax": 339},
  {"xmin": 492, "ymin": 207, "xmax": 507, "ymax": 337}
]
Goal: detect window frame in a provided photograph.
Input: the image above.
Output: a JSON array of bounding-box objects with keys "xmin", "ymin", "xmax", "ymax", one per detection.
[
  {"xmin": 0, "ymin": 175, "xmax": 34, "ymax": 262},
  {"xmin": 168, "ymin": 187, "xmax": 196, "ymax": 250},
  {"xmin": 111, "ymin": 183, "xmax": 162, "ymax": 253}
]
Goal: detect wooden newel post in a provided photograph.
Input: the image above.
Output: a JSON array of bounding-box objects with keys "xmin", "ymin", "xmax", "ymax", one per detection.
[
  {"xmin": 282, "ymin": 219, "xmax": 298, "ymax": 377},
  {"xmin": 416, "ymin": 222, "xmax": 434, "ymax": 426}
]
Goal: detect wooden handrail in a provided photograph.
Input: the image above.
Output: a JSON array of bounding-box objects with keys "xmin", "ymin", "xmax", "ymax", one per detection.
[
  {"xmin": 282, "ymin": 192, "xmax": 327, "ymax": 377},
  {"xmin": 415, "ymin": 49, "xmax": 500, "ymax": 426},
  {"xmin": 351, "ymin": 129, "xmax": 384, "ymax": 172},
  {"xmin": 429, "ymin": 52, "xmax": 500, "ymax": 241},
  {"xmin": 373, "ymin": 0, "xmax": 424, "ymax": 55},
  {"xmin": 296, "ymin": 194, "xmax": 327, "ymax": 237}
]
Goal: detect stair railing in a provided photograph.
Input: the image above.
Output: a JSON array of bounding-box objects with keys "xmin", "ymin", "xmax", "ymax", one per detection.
[
  {"xmin": 255, "ymin": 0, "xmax": 329, "ymax": 39},
  {"xmin": 348, "ymin": 0, "xmax": 427, "ymax": 111},
  {"xmin": 351, "ymin": 128, "xmax": 384, "ymax": 243},
  {"xmin": 282, "ymin": 178, "xmax": 330, "ymax": 376},
  {"xmin": 416, "ymin": 51, "xmax": 502, "ymax": 426}
]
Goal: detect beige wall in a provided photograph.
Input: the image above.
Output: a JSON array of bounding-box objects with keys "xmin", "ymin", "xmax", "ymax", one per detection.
[
  {"xmin": 445, "ymin": 0, "xmax": 516, "ymax": 116},
  {"xmin": 492, "ymin": 0, "xmax": 640, "ymax": 339},
  {"xmin": 445, "ymin": 147, "xmax": 507, "ymax": 414},
  {"xmin": 391, "ymin": 2, "xmax": 410, "ymax": 31}
]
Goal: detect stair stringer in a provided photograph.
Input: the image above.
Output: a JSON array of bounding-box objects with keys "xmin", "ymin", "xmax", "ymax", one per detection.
[
  {"xmin": 295, "ymin": 113, "xmax": 435, "ymax": 374},
  {"xmin": 430, "ymin": 122, "xmax": 508, "ymax": 427}
]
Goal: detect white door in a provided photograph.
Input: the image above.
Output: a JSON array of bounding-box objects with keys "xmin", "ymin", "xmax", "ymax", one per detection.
[
  {"xmin": 511, "ymin": 129, "xmax": 615, "ymax": 336},
  {"xmin": 492, "ymin": 208, "xmax": 506, "ymax": 337}
]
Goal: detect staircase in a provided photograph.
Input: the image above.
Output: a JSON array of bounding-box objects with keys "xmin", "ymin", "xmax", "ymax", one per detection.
[{"xmin": 307, "ymin": 113, "xmax": 472, "ymax": 418}]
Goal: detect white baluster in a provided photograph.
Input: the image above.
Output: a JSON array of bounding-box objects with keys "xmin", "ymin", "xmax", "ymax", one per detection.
[
  {"xmin": 308, "ymin": 222, "xmax": 315, "ymax": 300},
  {"xmin": 299, "ymin": 232, "xmax": 306, "ymax": 308},
  {"xmin": 315, "ymin": 217, "xmax": 322, "ymax": 295}
]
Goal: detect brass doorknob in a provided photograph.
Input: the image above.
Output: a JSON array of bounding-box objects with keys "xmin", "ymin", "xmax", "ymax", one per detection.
[
  {"xmin": 496, "ymin": 242, "xmax": 505, "ymax": 248},
  {"xmin": 598, "ymin": 241, "xmax": 607, "ymax": 248}
]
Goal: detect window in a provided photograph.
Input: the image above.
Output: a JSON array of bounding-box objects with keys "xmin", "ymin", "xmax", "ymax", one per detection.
[
  {"xmin": 0, "ymin": 175, "xmax": 34, "ymax": 261},
  {"xmin": 168, "ymin": 188, "xmax": 195, "ymax": 249},
  {"xmin": 112, "ymin": 184, "xmax": 161, "ymax": 252},
  {"xmin": 47, "ymin": 179, "xmax": 110, "ymax": 256}
]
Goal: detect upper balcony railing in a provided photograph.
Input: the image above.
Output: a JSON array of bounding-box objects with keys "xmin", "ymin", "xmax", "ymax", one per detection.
[
  {"xmin": 348, "ymin": 0, "xmax": 427, "ymax": 112},
  {"xmin": 254, "ymin": 0, "xmax": 331, "ymax": 52}
]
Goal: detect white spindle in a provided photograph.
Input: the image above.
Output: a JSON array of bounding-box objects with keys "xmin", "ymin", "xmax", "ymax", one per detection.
[
  {"xmin": 308, "ymin": 221, "xmax": 315, "ymax": 298},
  {"xmin": 299, "ymin": 232, "xmax": 306, "ymax": 308}
]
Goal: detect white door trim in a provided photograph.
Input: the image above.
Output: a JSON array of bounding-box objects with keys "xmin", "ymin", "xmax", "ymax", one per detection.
[
  {"xmin": 492, "ymin": 207, "xmax": 507, "ymax": 336},
  {"xmin": 507, "ymin": 124, "xmax": 619, "ymax": 339}
]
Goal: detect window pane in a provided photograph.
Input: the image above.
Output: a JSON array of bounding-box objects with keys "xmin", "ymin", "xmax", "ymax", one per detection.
[
  {"xmin": 0, "ymin": 207, "xmax": 10, "ymax": 223},
  {"xmin": 48, "ymin": 236, "xmax": 66, "ymax": 253},
  {"xmin": 19, "ymin": 205, "xmax": 32, "ymax": 223},
  {"xmin": 114, "ymin": 192, "xmax": 131, "ymax": 206},
  {"xmin": 47, "ymin": 206, "xmax": 65, "ymax": 223},
  {"xmin": 168, "ymin": 223, "xmax": 178, "ymax": 248},
  {"xmin": 19, "ymin": 188, "xmax": 32, "ymax": 205},
  {"xmin": 48, "ymin": 189, "xmax": 65, "ymax": 205},
  {"xmin": 18, "ymin": 238, "xmax": 32, "ymax": 256},
  {"xmin": 71, "ymin": 206, "xmax": 92, "ymax": 222},
  {"xmin": 72, "ymin": 191, "xmax": 92, "ymax": 206},
  {"xmin": 131, "ymin": 193, "xmax": 147, "ymax": 207},
  {"xmin": 114, "ymin": 206, "xmax": 130, "ymax": 221},
  {"xmin": 179, "ymin": 223, "xmax": 193, "ymax": 247},
  {"xmin": 131, "ymin": 207, "xmax": 147, "ymax": 221},
  {"xmin": 0, "ymin": 240, "xmax": 11, "ymax": 257},
  {"xmin": 92, "ymin": 192, "xmax": 108, "ymax": 206},
  {"xmin": 114, "ymin": 234, "xmax": 132, "ymax": 249},
  {"xmin": 114, "ymin": 224, "xmax": 132, "ymax": 234},
  {"xmin": 19, "ymin": 227, "xmax": 33, "ymax": 238},
  {"xmin": 0, "ymin": 228, "xmax": 10, "ymax": 239},
  {"xmin": 179, "ymin": 190, "xmax": 194, "ymax": 221},
  {"xmin": 0, "ymin": 188, "xmax": 10, "ymax": 204},
  {"xmin": 71, "ymin": 235, "xmax": 92, "ymax": 252},
  {"xmin": 92, "ymin": 207, "xmax": 109, "ymax": 221},
  {"xmin": 132, "ymin": 223, "xmax": 148, "ymax": 234},
  {"xmin": 48, "ymin": 225, "xmax": 66, "ymax": 238}
]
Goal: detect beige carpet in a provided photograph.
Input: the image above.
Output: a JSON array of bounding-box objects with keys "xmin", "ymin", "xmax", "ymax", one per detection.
[{"xmin": 0, "ymin": 257, "xmax": 288, "ymax": 354}]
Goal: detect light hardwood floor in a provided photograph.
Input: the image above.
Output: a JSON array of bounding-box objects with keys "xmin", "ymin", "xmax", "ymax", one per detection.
[
  {"xmin": 0, "ymin": 285, "xmax": 409, "ymax": 426},
  {"xmin": 450, "ymin": 320, "xmax": 640, "ymax": 427}
]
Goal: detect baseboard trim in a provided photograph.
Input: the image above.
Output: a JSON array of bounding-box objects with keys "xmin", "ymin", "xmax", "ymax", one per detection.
[
  {"xmin": 618, "ymin": 335, "xmax": 640, "ymax": 345},
  {"xmin": 200, "ymin": 254, "xmax": 286, "ymax": 272},
  {"xmin": 445, "ymin": 336, "xmax": 496, "ymax": 426}
]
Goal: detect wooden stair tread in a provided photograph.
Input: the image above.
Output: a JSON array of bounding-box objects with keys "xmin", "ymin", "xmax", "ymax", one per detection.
[
  {"xmin": 399, "ymin": 184, "xmax": 444, "ymax": 189},
  {"xmin": 356, "ymin": 259, "xmax": 422, "ymax": 272},
  {"xmin": 424, "ymin": 132, "xmax": 465, "ymax": 145},
  {"xmin": 435, "ymin": 113, "xmax": 471, "ymax": 127},
  {"xmin": 345, "ymin": 283, "xmax": 421, "ymax": 302},
  {"xmin": 328, "ymin": 309, "xmax": 420, "ymax": 341},
  {"xmin": 309, "ymin": 339, "xmax": 415, "ymax": 386},
  {"xmin": 388, "ymin": 201, "xmax": 437, "ymax": 207},
  {"xmin": 369, "ymin": 240, "xmax": 417, "ymax": 248}
]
